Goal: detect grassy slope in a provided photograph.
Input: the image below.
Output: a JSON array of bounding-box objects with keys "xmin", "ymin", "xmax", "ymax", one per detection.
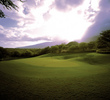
[{"xmin": 0, "ymin": 53, "xmax": 110, "ymax": 100}]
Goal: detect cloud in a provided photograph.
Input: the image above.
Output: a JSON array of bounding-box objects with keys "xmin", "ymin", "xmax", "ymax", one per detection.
[
  {"xmin": 0, "ymin": 28, "xmax": 51, "ymax": 48},
  {"xmin": 83, "ymin": 0, "xmax": 100, "ymax": 22},
  {"xmin": 16, "ymin": 35, "xmax": 51, "ymax": 42},
  {"xmin": 0, "ymin": 33, "xmax": 6, "ymax": 40},
  {"xmin": 84, "ymin": 0, "xmax": 110, "ymax": 38},
  {"xmin": 0, "ymin": 18, "xmax": 18, "ymax": 28},
  {"xmin": 53, "ymin": 0, "xmax": 84, "ymax": 11},
  {"xmin": 0, "ymin": 0, "xmax": 91, "ymax": 48},
  {"xmin": 35, "ymin": 0, "xmax": 44, "ymax": 7},
  {"xmin": 43, "ymin": 11, "xmax": 51, "ymax": 20},
  {"xmin": 0, "ymin": 41, "xmax": 45, "ymax": 48},
  {"xmin": 0, "ymin": 0, "xmax": 55, "ymax": 48},
  {"xmin": 99, "ymin": 0, "xmax": 110, "ymax": 11},
  {"xmin": 23, "ymin": 7, "xmax": 30, "ymax": 15},
  {"xmin": 0, "ymin": 25, "xmax": 4, "ymax": 31},
  {"xmin": 1, "ymin": 0, "xmax": 107, "ymax": 48},
  {"xmin": 0, "ymin": 28, "xmax": 51, "ymax": 42}
]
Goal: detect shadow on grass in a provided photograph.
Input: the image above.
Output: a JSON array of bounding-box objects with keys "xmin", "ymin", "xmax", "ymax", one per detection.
[
  {"xmin": 39, "ymin": 53, "xmax": 110, "ymax": 65},
  {"xmin": 40, "ymin": 53, "xmax": 88, "ymax": 59},
  {"xmin": 76, "ymin": 54, "xmax": 110, "ymax": 65}
]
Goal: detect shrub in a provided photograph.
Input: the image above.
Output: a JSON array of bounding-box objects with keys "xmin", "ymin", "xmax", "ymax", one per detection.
[{"xmin": 96, "ymin": 49, "xmax": 110, "ymax": 54}]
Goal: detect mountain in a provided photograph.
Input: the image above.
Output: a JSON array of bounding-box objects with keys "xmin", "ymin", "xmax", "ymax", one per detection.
[
  {"xmin": 19, "ymin": 41, "xmax": 65, "ymax": 48},
  {"xmin": 19, "ymin": 35, "xmax": 99, "ymax": 49},
  {"xmin": 79, "ymin": 35, "xmax": 99, "ymax": 43}
]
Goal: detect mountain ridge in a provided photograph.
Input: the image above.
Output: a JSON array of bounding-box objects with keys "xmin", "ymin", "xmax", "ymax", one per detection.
[
  {"xmin": 19, "ymin": 41, "xmax": 65, "ymax": 49},
  {"xmin": 18, "ymin": 35, "xmax": 99, "ymax": 48}
]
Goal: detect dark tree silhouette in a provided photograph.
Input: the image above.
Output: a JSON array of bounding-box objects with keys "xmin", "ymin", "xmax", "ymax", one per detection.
[
  {"xmin": 0, "ymin": 0, "xmax": 24, "ymax": 18},
  {"xmin": 97, "ymin": 30, "xmax": 110, "ymax": 49},
  {"xmin": 0, "ymin": 47, "xmax": 8, "ymax": 60}
]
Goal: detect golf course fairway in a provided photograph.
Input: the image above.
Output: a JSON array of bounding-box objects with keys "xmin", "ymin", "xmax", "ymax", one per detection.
[{"xmin": 0, "ymin": 53, "xmax": 110, "ymax": 100}]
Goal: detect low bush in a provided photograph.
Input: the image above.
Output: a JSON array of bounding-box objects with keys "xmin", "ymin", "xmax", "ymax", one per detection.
[{"xmin": 96, "ymin": 48, "xmax": 110, "ymax": 54}]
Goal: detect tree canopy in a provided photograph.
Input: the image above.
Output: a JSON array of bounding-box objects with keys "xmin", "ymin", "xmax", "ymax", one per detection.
[
  {"xmin": 97, "ymin": 30, "xmax": 110, "ymax": 49},
  {"xmin": 0, "ymin": 0, "xmax": 24, "ymax": 18}
]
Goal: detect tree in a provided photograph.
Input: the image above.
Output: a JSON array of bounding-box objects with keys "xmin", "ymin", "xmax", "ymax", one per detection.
[
  {"xmin": 50, "ymin": 45, "xmax": 59, "ymax": 53},
  {"xmin": 58, "ymin": 43, "xmax": 66, "ymax": 53},
  {"xmin": 0, "ymin": 47, "xmax": 4, "ymax": 59},
  {"xmin": 0, "ymin": 47, "xmax": 8, "ymax": 60},
  {"xmin": 68, "ymin": 45, "xmax": 76, "ymax": 53},
  {"xmin": 97, "ymin": 30, "xmax": 110, "ymax": 49},
  {"xmin": 0, "ymin": 0, "xmax": 24, "ymax": 18},
  {"xmin": 79, "ymin": 42, "xmax": 87, "ymax": 51},
  {"xmin": 11, "ymin": 50, "xmax": 21, "ymax": 57},
  {"xmin": 40, "ymin": 46, "xmax": 50, "ymax": 55},
  {"xmin": 87, "ymin": 41, "xmax": 96, "ymax": 50},
  {"xmin": 66, "ymin": 41, "xmax": 78, "ymax": 47}
]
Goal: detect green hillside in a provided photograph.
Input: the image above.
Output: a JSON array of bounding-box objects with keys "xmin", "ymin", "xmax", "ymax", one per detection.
[{"xmin": 0, "ymin": 53, "xmax": 110, "ymax": 100}]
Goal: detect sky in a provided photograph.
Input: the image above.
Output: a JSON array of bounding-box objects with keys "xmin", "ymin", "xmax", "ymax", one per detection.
[{"xmin": 0, "ymin": 0, "xmax": 110, "ymax": 48}]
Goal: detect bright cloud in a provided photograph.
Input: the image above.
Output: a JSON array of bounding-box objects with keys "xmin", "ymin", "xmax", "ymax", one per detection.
[{"xmin": 0, "ymin": 0, "xmax": 101, "ymax": 48}]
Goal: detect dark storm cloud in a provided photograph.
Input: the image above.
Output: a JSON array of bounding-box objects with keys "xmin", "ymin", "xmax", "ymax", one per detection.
[
  {"xmin": 53, "ymin": 0, "xmax": 84, "ymax": 11},
  {"xmin": 84, "ymin": 0, "xmax": 110, "ymax": 38}
]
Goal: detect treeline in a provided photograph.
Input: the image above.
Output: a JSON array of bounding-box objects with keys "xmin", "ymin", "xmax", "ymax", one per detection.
[
  {"xmin": 0, "ymin": 48, "xmax": 39, "ymax": 60},
  {"xmin": 0, "ymin": 47, "xmax": 52, "ymax": 61},
  {"xmin": 0, "ymin": 41, "xmax": 96, "ymax": 61},
  {"xmin": 0, "ymin": 30, "xmax": 110, "ymax": 61}
]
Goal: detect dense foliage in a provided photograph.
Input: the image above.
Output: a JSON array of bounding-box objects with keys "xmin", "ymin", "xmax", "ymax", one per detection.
[{"xmin": 97, "ymin": 30, "xmax": 110, "ymax": 53}]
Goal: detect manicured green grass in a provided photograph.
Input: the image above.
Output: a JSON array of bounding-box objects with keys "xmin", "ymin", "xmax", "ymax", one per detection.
[{"xmin": 0, "ymin": 53, "xmax": 110, "ymax": 100}]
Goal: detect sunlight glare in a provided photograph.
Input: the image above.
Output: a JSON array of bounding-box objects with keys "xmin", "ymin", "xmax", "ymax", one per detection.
[
  {"xmin": 29, "ymin": 0, "xmax": 94, "ymax": 42},
  {"xmin": 44, "ymin": 8, "xmax": 91, "ymax": 42}
]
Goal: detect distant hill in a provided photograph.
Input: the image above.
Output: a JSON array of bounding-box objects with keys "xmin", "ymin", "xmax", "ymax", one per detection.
[
  {"xmin": 19, "ymin": 41, "xmax": 65, "ymax": 49},
  {"xmin": 79, "ymin": 35, "xmax": 99, "ymax": 43},
  {"xmin": 19, "ymin": 35, "xmax": 99, "ymax": 49}
]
